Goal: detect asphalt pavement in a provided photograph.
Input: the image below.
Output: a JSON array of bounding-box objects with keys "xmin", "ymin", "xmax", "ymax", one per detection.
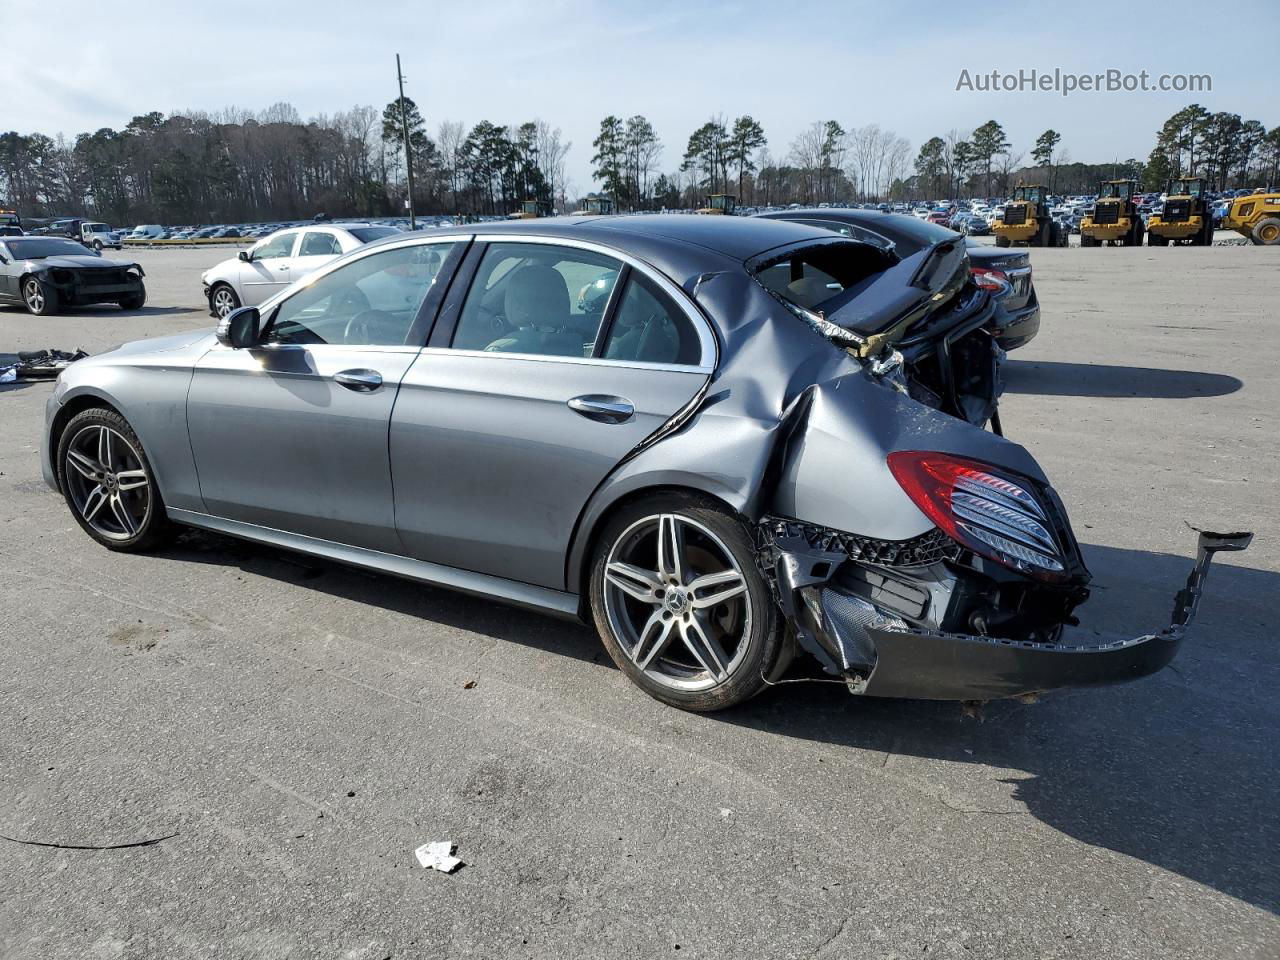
[{"xmin": 1, "ymin": 244, "xmax": 1277, "ymax": 959}]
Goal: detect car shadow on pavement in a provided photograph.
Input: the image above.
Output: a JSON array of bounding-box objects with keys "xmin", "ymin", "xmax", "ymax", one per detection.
[
  {"xmin": 1003, "ymin": 359, "xmax": 1243, "ymax": 399},
  {"xmin": 155, "ymin": 528, "xmax": 1277, "ymax": 913},
  {"xmin": 715, "ymin": 541, "xmax": 1279, "ymax": 915},
  {"xmin": 157, "ymin": 527, "xmax": 604, "ymax": 667}
]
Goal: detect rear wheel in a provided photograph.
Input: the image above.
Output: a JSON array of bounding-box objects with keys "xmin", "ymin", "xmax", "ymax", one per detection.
[
  {"xmin": 210, "ymin": 283, "xmax": 240, "ymax": 318},
  {"xmin": 22, "ymin": 277, "xmax": 58, "ymax": 316},
  {"xmin": 1251, "ymin": 218, "xmax": 1280, "ymax": 245},
  {"xmin": 590, "ymin": 494, "xmax": 782, "ymax": 712},
  {"xmin": 57, "ymin": 408, "xmax": 174, "ymax": 552}
]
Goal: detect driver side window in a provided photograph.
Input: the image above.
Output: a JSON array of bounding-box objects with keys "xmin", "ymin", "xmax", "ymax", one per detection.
[
  {"xmin": 253, "ymin": 232, "xmax": 297, "ymax": 260},
  {"xmin": 267, "ymin": 242, "xmax": 456, "ymax": 347}
]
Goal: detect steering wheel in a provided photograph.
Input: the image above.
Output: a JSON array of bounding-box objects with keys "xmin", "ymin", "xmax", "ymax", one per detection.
[{"xmin": 344, "ymin": 309, "xmax": 395, "ymax": 345}]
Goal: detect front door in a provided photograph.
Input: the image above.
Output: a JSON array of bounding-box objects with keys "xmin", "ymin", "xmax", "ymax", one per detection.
[
  {"xmin": 239, "ymin": 230, "xmax": 299, "ymax": 306},
  {"xmin": 187, "ymin": 239, "xmax": 460, "ymax": 552},
  {"xmin": 390, "ymin": 241, "xmax": 713, "ymax": 589}
]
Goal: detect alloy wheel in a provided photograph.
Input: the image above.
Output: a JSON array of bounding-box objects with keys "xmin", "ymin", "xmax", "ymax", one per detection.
[
  {"xmin": 602, "ymin": 513, "xmax": 752, "ymax": 692},
  {"xmin": 63, "ymin": 424, "xmax": 152, "ymax": 541},
  {"xmin": 212, "ymin": 287, "xmax": 237, "ymax": 318},
  {"xmin": 24, "ymin": 280, "xmax": 44, "ymax": 313}
]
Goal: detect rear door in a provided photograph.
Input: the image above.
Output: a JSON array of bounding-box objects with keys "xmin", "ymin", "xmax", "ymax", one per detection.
[
  {"xmin": 239, "ymin": 231, "xmax": 299, "ymax": 305},
  {"xmin": 390, "ymin": 238, "xmax": 714, "ymax": 589}
]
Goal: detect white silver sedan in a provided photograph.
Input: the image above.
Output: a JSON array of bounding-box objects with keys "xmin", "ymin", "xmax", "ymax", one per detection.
[{"xmin": 201, "ymin": 223, "xmax": 400, "ymax": 317}]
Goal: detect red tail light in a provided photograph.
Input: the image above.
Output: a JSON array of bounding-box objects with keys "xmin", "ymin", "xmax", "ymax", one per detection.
[
  {"xmin": 887, "ymin": 451, "xmax": 1066, "ymax": 580},
  {"xmin": 969, "ymin": 267, "xmax": 1009, "ymax": 292}
]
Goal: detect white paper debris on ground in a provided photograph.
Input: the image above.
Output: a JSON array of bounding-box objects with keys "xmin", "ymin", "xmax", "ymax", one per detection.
[{"xmin": 415, "ymin": 841, "xmax": 463, "ymax": 873}]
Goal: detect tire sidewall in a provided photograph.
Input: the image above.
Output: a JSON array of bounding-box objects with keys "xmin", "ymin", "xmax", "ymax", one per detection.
[
  {"xmin": 588, "ymin": 493, "xmax": 781, "ymax": 712},
  {"xmin": 23, "ymin": 277, "xmax": 54, "ymax": 316},
  {"xmin": 56, "ymin": 408, "xmax": 170, "ymax": 552},
  {"xmin": 211, "ymin": 283, "xmax": 240, "ymax": 318}
]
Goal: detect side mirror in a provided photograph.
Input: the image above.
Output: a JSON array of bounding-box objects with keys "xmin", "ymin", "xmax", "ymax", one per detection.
[
  {"xmin": 238, "ymin": 250, "xmax": 251, "ymax": 262},
  {"xmin": 216, "ymin": 306, "xmax": 264, "ymax": 348}
]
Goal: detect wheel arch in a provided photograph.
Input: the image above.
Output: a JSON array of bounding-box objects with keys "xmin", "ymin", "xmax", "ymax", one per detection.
[{"xmin": 566, "ymin": 476, "xmax": 746, "ymax": 618}]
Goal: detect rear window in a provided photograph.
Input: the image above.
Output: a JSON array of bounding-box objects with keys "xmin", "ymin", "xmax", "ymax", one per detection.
[
  {"xmin": 347, "ymin": 227, "xmax": 400, "ymax": 244},
  {"xmin": 750, "ymin": 241, "xmax": 894, "ymax": 313}
]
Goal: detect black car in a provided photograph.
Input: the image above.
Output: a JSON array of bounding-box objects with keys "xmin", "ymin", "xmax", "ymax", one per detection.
[
  {"xmin": 0, "ymin": 236, "xmax": 146, "ymax": 315},
  {"xmin": 756, "ymin": 208, "xmax": 1040, "ymax": 350}
]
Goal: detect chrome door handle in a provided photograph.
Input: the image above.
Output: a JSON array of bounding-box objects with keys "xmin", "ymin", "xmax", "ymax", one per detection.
[
  {"xmin": 334, "ymin": 369, "xmax": 383, "ymax": 392},
  {"xmin": 568, "ymin": 394, "xmax": 633, "ymax": 423},
  {"xmin": 278, "ymin": 266, "xmax": 289, "ymax": 272}
]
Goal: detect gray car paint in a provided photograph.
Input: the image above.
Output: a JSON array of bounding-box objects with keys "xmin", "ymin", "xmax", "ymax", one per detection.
[{"xmin": 44, "ymin": 216, "xmax": 1043, "ymax": 616}]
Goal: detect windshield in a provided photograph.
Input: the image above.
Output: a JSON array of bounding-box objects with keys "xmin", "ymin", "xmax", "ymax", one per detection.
[
  {"xmin": 6, "ymin": 238, "xmax": 89, "ymax": 258},
  {"xmin": 1175, "ymin": 180, "xmax": 1202, "ymax": 197},
  {"xmin": 347, "ymin": 226, "xmax": 400, "ymax": 244},
  {"xmin": 86, "ymin": 223, "xmax": 108, "ymax": 232}
]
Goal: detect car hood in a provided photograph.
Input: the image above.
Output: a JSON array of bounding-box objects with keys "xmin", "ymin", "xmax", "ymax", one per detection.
[
  {"xmin": 89, "ymin": 329, "xmax": 216, "ymax": 364},
  {"xmin": 25, "ymin": 255, "xmax": 138, "ymax": 270}
]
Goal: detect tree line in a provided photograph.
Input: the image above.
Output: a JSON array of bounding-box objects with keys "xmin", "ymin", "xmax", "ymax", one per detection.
[{"xmin": 2, "ymin": 101, "xmax": 1276, "ymax": 224}]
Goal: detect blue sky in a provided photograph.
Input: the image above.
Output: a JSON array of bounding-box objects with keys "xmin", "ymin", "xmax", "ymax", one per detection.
[{"xmin": 10, "ymin": 0, "xmax": 1278, "ymax": 189}]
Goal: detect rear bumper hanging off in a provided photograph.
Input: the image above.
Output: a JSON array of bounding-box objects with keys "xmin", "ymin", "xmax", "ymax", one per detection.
[{"xmin": 762, "ymin": 523, "xmax": 1252, "ymax": 701}]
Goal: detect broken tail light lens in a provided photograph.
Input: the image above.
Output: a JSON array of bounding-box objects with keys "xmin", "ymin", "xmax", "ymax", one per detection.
[
  {"xmin": 887, "ymin": 451, "xmax": 1065, "ymax": 580},
  {"xmin": 969, "ymin": 267, "xmax": 1009, "ymax": 292}
]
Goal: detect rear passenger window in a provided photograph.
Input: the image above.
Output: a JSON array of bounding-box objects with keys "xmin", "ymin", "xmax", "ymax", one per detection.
[
  {"xmin": 299, "ymin": 232, "xmax": 342, "ymax": 256},
  {"xmin": 600, "ymin": 274, "xmax": 702, "ymax": 365},
  {"xmin": 451, "ymin": 243, "xmax": 621, "ymax": 357}
]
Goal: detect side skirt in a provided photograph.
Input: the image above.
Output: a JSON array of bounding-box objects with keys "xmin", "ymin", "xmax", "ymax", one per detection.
[{"xmin": 167, "ymin": 508, "xmax": 582, "ymax": 620}]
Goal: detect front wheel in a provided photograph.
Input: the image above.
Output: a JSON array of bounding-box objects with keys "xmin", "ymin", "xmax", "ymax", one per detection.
[
  {"xmin": 210, "ymin": 283, "xmax": 240, "ymax": 319},
  {"xmin": 994, "ymin": 234, "xmax": 1010, "ymax": 248},
  {"xmin": 22, "ymin": 276, "xmax": 58, "ymax": 316},
  {"xmin": 57, "ymin": 408, "xmax": 174, "ymax": 552},
  {"xmin": 120, "ymin": 282, "xmax": 147, "ymax": 311},
  {"xmin": 1251, "ymin": 217, "xmax": 1280, "ymax": 245},
  {"xmin": 590, "ymin": 494, "xmax": 783, "ymax": 711}
]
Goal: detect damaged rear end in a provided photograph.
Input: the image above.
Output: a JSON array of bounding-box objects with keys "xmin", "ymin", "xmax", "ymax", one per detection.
[{"xmin": 736, "ymin": 234, "xmax": 1253, "ymax": 701}]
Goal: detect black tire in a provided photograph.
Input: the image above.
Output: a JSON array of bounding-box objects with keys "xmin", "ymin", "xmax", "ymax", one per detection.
[
  {"xmin": 92, "ymin": 240, "xmax": 104, "ymax": 251},
  {"xmin": 56, "ymin": 408, "xmax": 175, "ymax": 553},
  {"xmin": 1130, "ymin": 220, "xmax": 1145, "ymax": 247},
  {"xmin": 119, "ymin": 282, "xmax": 147, "ymax": 311},
  {"xmin": 1080, "ymin": 233, "xmax": 1096, "ymax": 248},
  {"xmin": 1033, "ymin": 220, "xmax": 1050, "ymax": 247},
  {"xmin": 209, "ymin": 282, "xmax": 240, "ymax": 319},
  {"xmin": 1251, "ymin": 217, "xmax": 1280, "ymax": 245},
  {"xmin": 589, "ymin": 492, "xmax": 783, "ymax": 712},
  {"xmin": 22, "ymin": 276, "xmax": 58, "ymax": 316},
  {"xmin": 1148, "ymin": 232, "xmax": 1168, "ymax": 247},
  {"xmin": 1048, "ymin": 222, "xmax": 1061, "ymax": 247},
  {"xmin": 994, "ymin": 234, "xmax": 1010, "ymax": 248}
]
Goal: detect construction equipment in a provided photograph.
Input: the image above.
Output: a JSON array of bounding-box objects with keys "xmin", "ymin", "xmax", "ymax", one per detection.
[
  {"xmin": 571, "ymin": 197, "xmax": 614, "ymax": 216},
  {"xmin": 511, "ymin": 199, "xmax": 552, "ymax": 220},
  {"xmin": 695, "ymin": 194, "xmax": 736, "ymax": 215},
  {"xmin": 1147, "ymin": 177, "xmax": 1214, "ymax": 246},
  {"xmin": 1220, "ymin": 189, "xmax": 1280, "ymax": 245},
  {"xmin": 1080, "ymin": 180, "xmax": 1145, "ymax": 247},
  {"xmin": 992, "ymin": 184, "xmax": 1063, "ymax": 247}
]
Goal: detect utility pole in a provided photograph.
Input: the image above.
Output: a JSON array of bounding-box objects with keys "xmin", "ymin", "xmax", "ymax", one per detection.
[{"xmin": 396, "ymin": 54, "xmax": 417, "ymax": 230}]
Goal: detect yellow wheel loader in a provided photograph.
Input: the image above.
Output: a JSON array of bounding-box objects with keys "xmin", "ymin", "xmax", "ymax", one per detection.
[
  {"xmin": 511, "ymin": 199, "xmax": 552, "ymax": 219},
  {"xmin": 992, "ymin": 184, "xmax": 1063, "ymax": 247},
  {"xmin": 1080, "ymin": 180, "xmax": 1144, "ymax": 247},
  {"xmin": 695, "ymin": 194, "xmax": 737, "ymax": 215},
  {"xmin": 1221, "ymin": 189, "xmax": 1280, "ymax": 245},
  {"xmin": 1147, "ymin": 178, "xmax": 1214, "ymax": 246},
  {"xmin": 571, "ymin": 197, "xmax": 615, "ymax": 216}
]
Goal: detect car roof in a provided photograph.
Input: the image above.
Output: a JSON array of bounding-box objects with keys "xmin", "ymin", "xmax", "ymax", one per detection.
[{"xmin": 386, "ymin": 214, "xmax": 834, "ymax": 263}]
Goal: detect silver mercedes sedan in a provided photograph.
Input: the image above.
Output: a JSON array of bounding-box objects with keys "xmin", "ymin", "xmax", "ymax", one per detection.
[{"xmin": 41, "ymin": 216, "xmax": 1247, "ymax": 712}]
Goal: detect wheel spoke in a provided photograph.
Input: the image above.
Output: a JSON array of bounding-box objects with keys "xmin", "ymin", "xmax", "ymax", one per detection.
[
  {"xmin": 66, "ymin": 449, "xmax": 100, "ymax": 481},
  {"xmin": 114, "ymin": 469, "xmax": 148, "ymax": 491},
  {"xmin": 657, "ymin": 514, "xmax": 684, "ymax": 582},
  {"xmin": 632, "ymin": 609, "xmax": 677, "ymax": 670},
  {"xmin": 605, "ymin": 561, "xmax": 662, "ymax": 604},
  {"xmin": 688, "ymin": 568, "xmax": 747, "ymax": 609},
  {"xmin": 97, "ymin": 426, "xmax": 113, "ymax": 471},
  {"xmin": 109, "ymin": 494, "xmax": 137, "ymax": 535},
  {"xmin": 82, "ymin": 485, "xmax": 109, "ymax": 522},
  {"xmin": 679, "ymin": 613, "xmax": 729, "ymax": 682}
]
